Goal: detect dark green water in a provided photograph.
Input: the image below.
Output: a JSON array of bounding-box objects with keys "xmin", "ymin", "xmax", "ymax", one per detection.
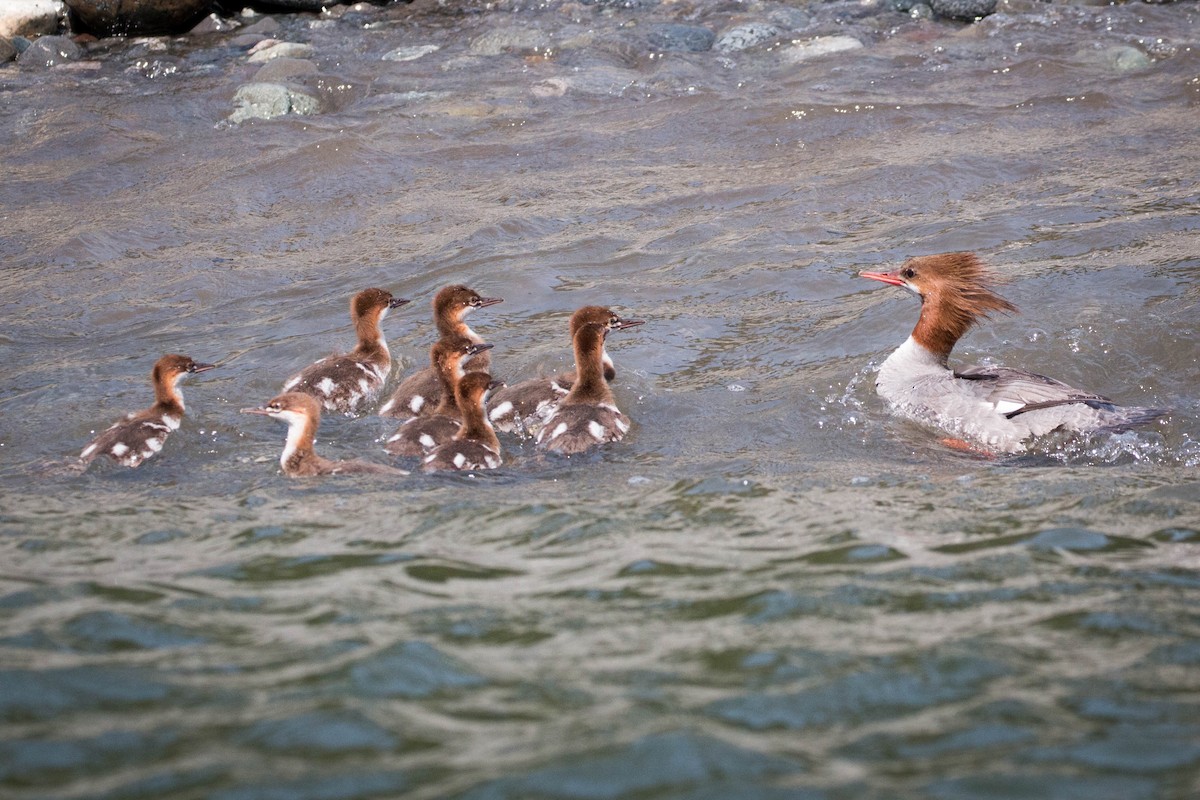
[{"xmin": 2, "ymin": 1, "xmax": 1199, "ymax": 798}]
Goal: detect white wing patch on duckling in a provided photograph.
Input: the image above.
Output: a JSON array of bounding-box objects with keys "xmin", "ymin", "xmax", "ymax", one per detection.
[
  {"xmin": 588, "ymin": 420, "xmax": 607, "ymax": 441},
  {"xmin": 316, "ymin": 377, "xmax": 337, "ymax": 397}
]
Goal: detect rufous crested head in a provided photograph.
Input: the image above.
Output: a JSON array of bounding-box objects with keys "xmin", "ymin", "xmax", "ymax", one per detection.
[
  {"xmin": 569, "ymin": 305, "xmax": 646, "ymax": 335},
  {"xmin": 457, "ymin": 370, "xmax": 502, "ymax": 404},
  {"xmin": 153, "ymin": 354, "xmax": 216, "ymax": 382},
  {"xmin": 433, "ymin": 285, "xmax": 503, "ymax": 320},
  {"xmin": 432, "ymin": 336, "xmax": 493, "ymax": 372},
  {"xmin": 862, "ymin": 252, "xmax": 1017, "ymax": 357},
  {"xmin": 352, "ymin": 288, "xmax": 409, "ymax": 321}
]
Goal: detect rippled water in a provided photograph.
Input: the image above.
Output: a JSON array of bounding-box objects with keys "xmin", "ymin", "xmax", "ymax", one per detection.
[{"xmin": 2, "ymin": 1, "xmax": 1200, "ymax": 798}]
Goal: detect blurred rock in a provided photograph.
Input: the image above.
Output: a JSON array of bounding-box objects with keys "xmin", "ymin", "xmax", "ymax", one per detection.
[
  {"xmin": 383, "ymin": 44, "xmax": 439, "ymax": 62},
  {"xmin": 228, "ymin": 82, "xmax": 319, "ymax": 124},
  {"xmin": 0, "ymin": 38, "xmax": 16, "ymax": 63},
  {"xmin": 253, "ymin": 55, "xmax": 317, "ymax": 82},
  {"xmin": 714, "ymin": 23, "xmax": 781, "ymax": 54},
  {"xmin": 17, "ymin": 33, "xmax": 78, "ymax": 68},
  {"xmin": 469, "ymin": 27, "xmax": 549, "ymax": 56},
  {"xmin": 248, "ymin": 0, "xmax": 329, "ymax": 10},
  {"xmin": 188, "ymin": 12, "xmax": 239, "ymax": 35},
  {"xmin": 929, "ymin": 0, "xmax": 996, "ymax": 21},
  {"xmin": 0, "ymin": 0, "xmax": 63, "ymax": 38},
  {"xmin": 779, "ymin": 35, "xmax": 863, "ymax": 64},
  {"xmin": 65, "ymin": 0, "xmax": 213, "ymax": 36},
  {"xmin": 648, "ymin": 24, "xmax": 714, "ymax": 52},
  {"xmin": 247, "ymin": 40, "xmax": 314, "ymax": 62}
]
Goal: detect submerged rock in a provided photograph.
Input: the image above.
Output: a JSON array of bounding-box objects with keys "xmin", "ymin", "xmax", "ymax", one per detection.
[
  {"xmin": 17, "ymin": 34, "xmax": 78, "ymax": 68},
  {"xmin": 779, "ymin": 35, "xmax": 864, "ymax": 64},
  {"xmin": 714, "ymin": 22, "xmax": 782, "ymax": 54},
  {"xmin": 648, "ymin": 24, "xmax": 714, "ymax": 52},
  {"xmin": 383, "ymin": 44, "xmax": 439, "ymax": 62},
  {"xmin": 247, "ymin": 40, "xmax": 315, "ymax": 63},
  {"xmin": 228, "ymin": 82, "xmax": 319, "ymax": 124},
  {"xmin": 469, "ymin": 27, "xmax": 549, "ymax": 56},
  {"xmin": 65, "ymin": 0, "xmax": 212, "ymax": 36},
  {"xmin": 928, "ymin": 0, "xmax": 997, "ymax": 21},
  {"xmin": 0, "ymin": 0, "xmax": 63, "ymax": 39}
]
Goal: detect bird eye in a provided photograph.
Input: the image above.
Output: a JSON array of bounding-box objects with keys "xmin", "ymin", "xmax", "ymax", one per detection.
[{"xmin": 902, "ymin": 268, "xmax": 915, "ymax": 279}]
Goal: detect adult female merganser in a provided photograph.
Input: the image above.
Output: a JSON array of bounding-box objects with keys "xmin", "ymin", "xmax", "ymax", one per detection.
[
  {"xmin": 861, "ymin": 252, "xmax": 1167, "ymax": 453},
  {"xmin": 423, "ymin": 372, "xmax": 503, "ymax": 472},
  {"xmin": 536, "ymin": 320, "xmax": 640, "ymax": 455},
  {"xmin": 79, "ymin": 354, "xmax": 216, "ymax": 468},
  {"xmin": 379, "ymin": 285, "xmax": 502, "ymax": 419},
  {"xmin": 385, "ymin": 337, "xmax": 494, "ymax": 456},
  {"xmin": 489, "ymin": 305, "xmax": 642, "ymax": 435},
  {"xmin": 282, "ymin": 288, "xmax": 409, "ymax": 415},
  {"xmin": 242, "ymin": 392, "xmax": 407, "ymax": 477}
]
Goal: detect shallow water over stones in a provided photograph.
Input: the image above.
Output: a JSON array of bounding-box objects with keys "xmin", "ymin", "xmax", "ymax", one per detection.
[{"xmin": 2, "ymin": 1, "xmax": 1200, "ymax": 798}]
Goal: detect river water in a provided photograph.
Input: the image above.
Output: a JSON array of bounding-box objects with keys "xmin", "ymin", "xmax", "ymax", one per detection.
[{"xmin": 2, "ymin": 1, "xmax": 1199, "ymax": 798}]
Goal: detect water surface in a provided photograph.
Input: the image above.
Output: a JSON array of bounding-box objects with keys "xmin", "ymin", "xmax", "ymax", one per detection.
[{"xmin": 2, "ymin": 1, "xmax": 1199, "ymax": 798}]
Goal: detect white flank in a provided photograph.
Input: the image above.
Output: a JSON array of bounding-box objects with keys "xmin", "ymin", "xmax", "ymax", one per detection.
[
  {"xmin": 283, "ymin": 375, "xmax": 299, "ymax": 391},
  {"xmin": 489, "ymin": 400, "xmax": 514, "ymax": 421},
  {"xmin": 81, "ymin": 443, "xmax": 97, "ymax": 458},
  {"xmin": 419, "ymin": 434, "xmax": 435, "ymax": 450},
  {"xmin": 111, "ymin": 442, "xmax": 129, "ymax": 457},
  {"xmin": 145, "ymin": 437, "xmax": 164, "ymax": 454},
  {"xmin": 358, "ymin": 378, "xmax": 371, "ymax": 394},
  {"xmin": 452, "ymin": 452, "xmax": 467, "ymax": 469},
  {"xmin": 409, "ymin": 396, "xmax": 425, "ymax": 414},
  {"xmin": 588, "ymin": 420, "xmax": 607, "ymax": 441},
  {"xmin": 549, "ymin": 422, "xmax": 568, "ymax": 441},
  {"xmin": 162, "ymin": 414, "xmax": 181, "ymax": 430},
  {"xmin": 615, "ymin": 417, "xmax": 630, "ymax": 433}
]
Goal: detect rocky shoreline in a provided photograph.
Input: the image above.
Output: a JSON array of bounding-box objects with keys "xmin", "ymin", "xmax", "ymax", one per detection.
[{"xmin": 1, "ymin": 0, "xmax": 1172, "ymax": 125}]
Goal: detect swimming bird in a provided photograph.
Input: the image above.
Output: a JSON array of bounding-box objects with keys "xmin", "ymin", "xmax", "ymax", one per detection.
[
  {"xmin": 242, "ymin": 392, "xmax": 407, "ymax": 477},
  {"xmin": 282, "ymin": 288, "xmax": 409, "ymax": 414},
  {"xmin": 861, "ymin": 252, "xmax": 1167, "ymax": 453},
  {"xmin": 536, "ymin": 320, "xmax": 640, "ymax": 455},
  {"xmin": 385, "ymin": 337, "xmax": 494, "ymax": 456},
  {"xmin": 379, "ymin": 285, "xmax": 502, "ymax": 419},
  {"xmin": 79, "ymin": 354, "xmax": 216, "ymax": 468},
  {"xmin": 489, "ymin": 305, "xmax": 642, "ymax": 436},
  {"xmin": 423, "ymin": 372, "xmax": 504, "ymax": 472}
]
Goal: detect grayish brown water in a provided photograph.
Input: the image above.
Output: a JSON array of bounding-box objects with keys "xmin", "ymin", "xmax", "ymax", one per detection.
[{"xmin": 2, "ymin": 1, "xmax": 1199, "ymax": 798}]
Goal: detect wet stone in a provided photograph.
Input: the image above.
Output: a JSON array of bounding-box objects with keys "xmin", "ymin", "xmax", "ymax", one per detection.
[
  {"xmin": 253, "ymin": 56, "xmax": 318, "ymax": 83},
  {"xmin": 383, "ymin": 44, "xmax": 439, "ymax": 62},
  {"xmin": 469, "ymin": 27, "xmax": 549, "ymax": 56},
  {"xmin": 17, "ymin": 34, "xmax": 78, "ymax": 68},
  {"xmin": 228, "ymin": 82, "xmax": 319, "ymax": 124},
  {"xmin": 65, "ymin": 0, "xmax": 211, "ymax": 36},
  {"xmin": 247, "ymin": 41, "xmax": 315, "ymax": 64},
  {"xmin": 779, "ymin": 35, "xmax": 864, "ymax": 64},
  {"xmin": 0, "ymin": 38, "xmax": 16, "ymax": 63},
  {"xmin": 0, "ymin": 0, "xmax": 63, "ymax": 39},
  {"xmin": 929, "ymin": 0, "xmax": 997, "ymax": 21},
  {"xmin": 648, "ymin": 24, "xmax": 715, "ymax": 53},
  {"xmin": 714, "ymin": 22, "xmax": 782, "ymax": 53},
  {"xmin": 241, "ymin": 16, "xmax": 280, "ymax": 37}
]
